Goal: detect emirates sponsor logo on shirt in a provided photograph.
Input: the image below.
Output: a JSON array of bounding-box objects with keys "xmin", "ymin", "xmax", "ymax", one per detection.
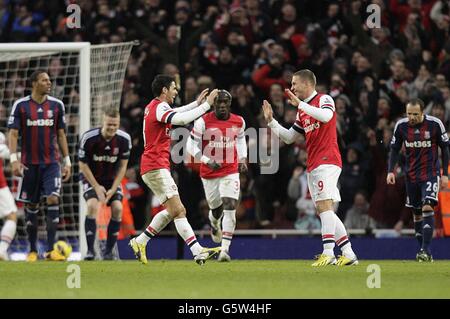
[
  {"xmin": 26, "ymin": 119, "xmax": 54, "ymax": 126},
  {"xmin": 208, "ymin": 136, "xmax": 236, "ymax": 148},
  {"xmin": 93, "ymin": 154, "xmax": 118, "ymax": 163},
  {"xmin": 304, "ymin": 122, "xmax": 321, "ymax": 133}
]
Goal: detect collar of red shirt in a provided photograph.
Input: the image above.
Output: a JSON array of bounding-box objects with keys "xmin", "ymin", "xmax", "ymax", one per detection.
[{"xmin": 303, "ymin": 90, "xmax": 318, "ymax": 103}]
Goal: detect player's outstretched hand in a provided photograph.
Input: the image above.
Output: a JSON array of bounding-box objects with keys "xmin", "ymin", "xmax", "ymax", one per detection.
[
  {"xmin": 285, "ymin": 89, "xmax": 300, "ymax": 107},
  {"xmin": 94, "ymin": 185, "xmax": 107, "ymax": 203},
  {"xmin": 196, "ymin": 88, "xmax": 209, "ymax": 105},
  {"xmin": 62, "ymin": 165, "xmax": 72, "ymax": 182},
  {"xmin": 206, "ymin": 159, "xmax": 221, "ymax": 171},
  {"xmin": 441, "ymin": 176, "xmax": 448, "ymax": 190},
  {"xmin": 386, "ymin": 172, "xmax": 396, "ymax": 185},
  {"xmin": 262, "ymin": 100, "xmax": 273, "ymax": 123},
  {"xmin": 206, "ymin": 89, "xmax": 219, "ymax": 105},
  {"xmin": 239, "ymin": 162, "xmax": 248, "ymax": 173}
]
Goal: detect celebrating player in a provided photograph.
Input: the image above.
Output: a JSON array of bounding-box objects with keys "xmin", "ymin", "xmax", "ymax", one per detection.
[
  {"xmin": 0, "ymin": 132, "xmax": 18, "ymax": 261},
  {"xmin": 79, "ymin": 107, "xmax": 131, "ymax": 260},
  {"xmin": 7, "ymin": 70, "xmax": 72, "ymax": 262},
  {"xmin": 387, "ymin": 98, "xmax": 449, "ymax": 262},
  {"xmin": 262, "ymin": 69, "xmax": 358, "ymax": 266},
  {"xmin": 186, "ymin": 90, "xmax": 247, "ymax": 262},
  {"xmin": 129, "ymin": 74, "xmax": 220, "ymax": 265}
]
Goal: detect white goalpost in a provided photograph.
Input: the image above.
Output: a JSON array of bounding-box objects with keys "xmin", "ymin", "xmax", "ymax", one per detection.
[{"xmin": 0, "ymin": 41, "xmax": 135, "ymax": 260}]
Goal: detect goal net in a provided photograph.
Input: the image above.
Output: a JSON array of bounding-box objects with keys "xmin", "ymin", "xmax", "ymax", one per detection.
[{"xmin": 0, "ymin": 42, "xmax": 135, "ymax": 260}]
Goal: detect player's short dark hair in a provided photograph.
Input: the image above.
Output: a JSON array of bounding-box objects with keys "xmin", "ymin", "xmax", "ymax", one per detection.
[
  {"xmin": 293, "ymin": 69, "xmax": 316, "ymax": 86},
  {"xmin": 30, "ymin": 70, "xmax": 47, "ymax": 84},
  {"xmin": 407, "ymin": 98, "xmax": 425, "ymax": 111},
  {"xmin": 103, "ymin": 107, "xmax": 120, "ymax": 118},
  {"xmin": 152, "ymin": 74, "xmax": 175, "ymax": 97}
]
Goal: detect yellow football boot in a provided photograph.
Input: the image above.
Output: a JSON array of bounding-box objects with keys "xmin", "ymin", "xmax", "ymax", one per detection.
[
  {"xmin": 311, "ymin": 254, "xmax": 336, "ymax": 267},
  {"xmin": 194, "ymin": 247, "xmax": 221, "ymax": 265},
  {"xmin": 336, "ymin": 255, "xmax": 359, "ymax": 266},
  {"xmin": 44, "ymin": 249, "xmax": 66, "ymax": 261},
  {"xmin": 26, "ymin": 251, "xmax": 38, "ymax": 262},
  {"xmin": 129, "ymin": 237, "xmax": 147, "ymax": 264}
]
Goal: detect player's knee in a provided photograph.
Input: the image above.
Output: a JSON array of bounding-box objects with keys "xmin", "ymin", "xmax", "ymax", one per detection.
[
  {"xmin": 172, "ymin": 204, "xmax": 186, "ymax": 218},
  {"xmin": 111, "ymin": 206, "xmax": 122, "ymax": 221},
  {"xmin": 26, "ymin": 203, "xmax": 39, "ymax": 210},
  {"xmin": 6, "ymin": 212, "xmax": 17, "ymax": 222},
  {"xmin": 222, "ymin": 198, "xmax": 237, "ymax": 210},
  {"xmin": 212, "ymin": 205, "xmax": 223, "ymax": 219},
  {"xmin": 413, "ymin": 208, "xmax": 423, "ymax": 222},
  {"xmin": 316, "ymin": 200, "xmax": 333, "ymax": 214},
  {"xmin": 422, "ymin": 203, "xmax": 434, "ymax": 212},
  {"xmin": 46, "ymin": 195, "xmax": 59, "ymax": 206},
  {"xmin": 87, "ymin": 202, "xmax": 100, "ymax": 218}
]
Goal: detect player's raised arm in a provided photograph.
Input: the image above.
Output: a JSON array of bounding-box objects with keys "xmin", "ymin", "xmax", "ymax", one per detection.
[
  {"xmin": 186, "ymin": 118, "xmax": 205, "ymax": 161},
  {"xmin": 157, "ymin": 89, "xmax": 219, "ymax": 126},
  {"xmin": 285, "ymin": 89, "xmax": 334, "ymax": 123},
  {"xmin": 172, "ymin": 89, "xmax": 210, "ymax": 113},
  {"xmin": 263, "ymin": 100, "xmax": 303, "ymax": 144}
]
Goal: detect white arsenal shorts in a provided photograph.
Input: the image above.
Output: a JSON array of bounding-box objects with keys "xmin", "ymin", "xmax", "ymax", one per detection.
[
  {"xmin": 142, "ymin": 169, "xmax": 179, "ymax": 204},
  {"xmin": 201, "ymin": 173, "xmax": 240, "ymax": 209},
  {"xmin": 307, "ymin": 164, "xmax": 341, "ymax": 204},
  {"xmin": 0, "ymin": 187, "xmax": 17, "ymax": 218}
]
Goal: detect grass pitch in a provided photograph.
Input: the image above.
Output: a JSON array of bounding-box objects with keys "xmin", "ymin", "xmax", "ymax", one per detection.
[{"xmin": 1, "ymin": 260, "xmax": 449, "ymax": 299}]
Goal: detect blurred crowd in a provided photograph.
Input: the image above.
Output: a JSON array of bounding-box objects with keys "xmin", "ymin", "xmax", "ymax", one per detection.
[{"xmin": 1, "ymin": 0, "xmax": 450, "ymax": 235}]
